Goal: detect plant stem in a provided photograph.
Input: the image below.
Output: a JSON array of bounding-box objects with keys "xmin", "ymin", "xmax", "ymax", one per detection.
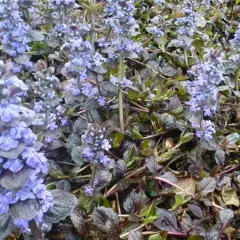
[
  {"xmin": 184, "ymin": 49, "xmax": 189, "ymax": 68},
  {"xmin": 44, "ymin": 110, "xmax": 49, "ymax": 129},
  {"xmin": 119, "ymin": 52, "xmax": 125, "ymax": 133},
  {"xmin": 234, "ymin": 68, "xmax": 240, "ymax": 91},
  {"xmin": 90, "ymin": 0, "xmax": 101, "ymax": 94},
  {"xmin": 90, "ymin": 164, "xmax": 97, "ymax": 188}
]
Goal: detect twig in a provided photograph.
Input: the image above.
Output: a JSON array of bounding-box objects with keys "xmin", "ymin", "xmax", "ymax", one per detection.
[
  {"xmin": 216, "ymin": 164, "xmax": 240, "ymax": 176},
  {"xmin": 142, "ymin": 231, "xmax": 189, "ymax": 237},
  {"xmin": 120, "ymin": 224, "xmax": 145, "ymax": 238}
]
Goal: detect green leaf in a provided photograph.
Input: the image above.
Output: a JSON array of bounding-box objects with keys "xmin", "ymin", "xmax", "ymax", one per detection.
[
  {"xmin": 177, "ymin": 132, "xmax": 194, "ymax": 146},
  {"xmin": 187, "ymin": 235, "xmax": 204, "ymax": 240},
  {"xmin": 132, "ymin": 126, "xmax": 143, "ymax": 140},
  {"xmin": 236, "ymin": 0, "xmax": 240, "ymax": 4},
  {"xmin": 112, "ymin": 132, "xmax": 124, "ymax": 148},
  {"xmin": 78, "ymin": 194, "xmax": 94, "ymax": 213},
  {"xmin": 148, "ymin": 234, "xmax": 162, "ymax": 240},
  {"xmin": 171, "ymin": 194, "xmax": 186, "ymax": 210},
  {"xmin": 140, "ymin": 139, "xmax": 153, "ymax": 156}
]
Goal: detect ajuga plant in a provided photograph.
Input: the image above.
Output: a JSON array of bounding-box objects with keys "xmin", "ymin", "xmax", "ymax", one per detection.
[
  {"xmin": 0, "ymin": 60, "xmax": 52, "ymax": 235},
  {"xmin": 0, "ymin": 60, "xmax": 77, "ymax": 239},
  {"xmin": 0, "ymin": 0, "xmax": 240, "ymax": 239}
]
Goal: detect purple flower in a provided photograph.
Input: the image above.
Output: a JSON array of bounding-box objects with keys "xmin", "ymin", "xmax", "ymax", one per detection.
[
  {"xmin": 82, "ymin": 147, "xmax": 95, "ymax": 161},
  {"xmin": 0, "ymin": 103, "xmax": 19, "ymax": 122},
  {"xmin": 0, "ymin": 132, "xmax": 19, "ymax": 151},
  {"xmin": 3, "ymin": 159, "xmax": 24, "ymax": 173},
  {"xmin": 101, "ymin": 139, "xmax": 111, "ymax": 151},
  {"xmin": 84, "ymin": 186, "xmax": 94, "ymax": 196},
  {"xmin": 193, "ymin": 120, "xmax": 216, "ymax": 140},
  {"xmin": 99, "ymin": 152, "xmax": 110, "ymax": 166}
]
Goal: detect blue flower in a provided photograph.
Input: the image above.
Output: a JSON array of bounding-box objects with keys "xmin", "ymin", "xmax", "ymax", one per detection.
[
  {"xmin": 193, "ymin": 120, "xmax": 216, "ymax": 140},
  {"xmin": 0, "ymin": 132, "xmax": 19, "ymax": 151},
  {"xmin": 3, "ymin": 159, "xmax": 24, "ymax": 173},
  {"xmin": 0, "ymin": 103, "xmax": 19, "ymax": 123},
  {"xmin": 186, "ymin": 50, "xmax": 223, "ymax": 116},
  {"xmin": 84, "ymin": 186, "xmax": 94, "ymax": 196}
]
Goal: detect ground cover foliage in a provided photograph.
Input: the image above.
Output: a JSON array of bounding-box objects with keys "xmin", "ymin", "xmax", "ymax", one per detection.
[{"xmin": 0, "ymin": 0, "xmax": 240, "ymax": 239}]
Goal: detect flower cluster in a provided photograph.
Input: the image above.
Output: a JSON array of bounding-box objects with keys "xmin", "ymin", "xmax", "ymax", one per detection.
[
  {"xmin": 50, "ymin": 0, "xmax": 75, "ymax": 8},
  {"xmin": 33, "ymin": 65, "xmax": 61, "ymax": 109},
  {"xmin": 62, "ymin": 38, "xmax": 107, "ymax": 103},
  {"xmin": 102, "ymin": 0, "xmax": 142, "ymax": 56},
  {"xmin": 0, "ymin": 0, "xmax": 31, "ymax": 57},
  {"xmin": 110, "ymin": 76, "xmax": 132, "ymax": 88},
  {"xmin": 81, "ymin": 124, "xmax": 111, "ymax": 166},
  {"xmin": 232, "ymin": 23, "xmax": 240, "ymax": 47},
  {"xmin": 186, "ymin": 50, "xmax": 224, "ymax": 117},
  {"xmin": 0, "ymin": 61, "xmax": 52, "ymax": 231},
  {"xmin": 174, "ymin": 0, "xmax": 197, "ymax": 49},
  {"xmin": 192, "ymin": 120, "xmax": 216, "ymax": 140},
  {"xmin": 104, "ymin": 0, "xmax": 137, "ymax": 36}
]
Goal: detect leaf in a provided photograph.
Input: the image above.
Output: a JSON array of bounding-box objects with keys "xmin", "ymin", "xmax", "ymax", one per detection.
[
  {"xmin": 56, "ymin": 180, "xmax": 71, "ymax": 192},
  {"xmin": 112, "ymin": 160, "xmax": 127, "ymax": 181},
  {"xmin": 145, "ymin": 155, "xmax": 162, "ymax": 174},
  {"xmin": 154, "ymin": 208, "xmax": 178, "ymax": 232},
  {"xmin": 44, "ymin": 189, "xmax": 78, "ymax": 223},
  {"xmin": 71, "ymin": 146, "xmax": 85, "ymax": 166},
  {"xmin": 78, "ymin": 194, "xmax": 94, "ymax": 213},
  {"xmin": 71, "ymin": 208, "xmax": 87, "ymax": 236},
  {"xmin": 100, "ymin": 81, "xmax": 118, "ymax": 95},
  {"xmin": 199, "ymin": 177, "xmax": 216, "ymax": 196},
  {"xmin": 0, "ymin": 167, "xmax": 31, "ymax": 192},
  {"xmin": 0, "ymin": 143, "xmax": 25, "ymax": 159},
  {"xmin": 187, "ymin": 235, "xmax": 204, "ymax": 240},
  {"xmin": 219, "ymin": 209, "xmax": 234, "ymax": 223},
  {"xmin": 29, "ymin": 30, "xmax": 45, "ymax": 41},
  {"xmin": 172, "ymin": 194, "xmax": 186, "ymax": 210},
  {"xmin": 207, "ymin": 223, "xmax": 221, "ymax": 240},
  {"xmin": 94, "ymin": 169, "xmax": 112, "ymax": 193},
  {"xmin": 168, "ymin": 97, "xmax": 183, "ymax": 114},
  {"xmin": 73, "ymin": 118, "xmax": 88, "ymax": 134},
  {"xmin": 200, "ymin": 137, "xmax": 219, "ymax": 151},
  {"xmin": 187, "ymin": 204, "xmax": 204, "ymax": 218},
  {"xmin": 160, "ymin": 171, "xmax": 178, "ymax": 184},
  {"xmin": 225, "ymin": 133, "xmax": 240, "ymax": 145},
  {"xmin": 175, "ymin": 178, "xmax": 196, "ymax": 196},
  {"xmin": 0, "ymin": 214, "xmax": 14, "ymax": 240},
  {"xmin": 9, "ymin": 199, "xmax": 40, "ymax": 220},
  {"xmin": 112, "ymin": 132, "xmax": 124, "ymax": 148},
  {"xmin": 222, "ymin": 189, "xmax": 240, "ymax": 206},
  {"xmin": 92, "ymin": 207, "xmax": 119, "ymax": 233},
  {"xmin": 178, "ymin": 132, "xmax": 194, "ymax": 146},
  {"xmin": 148, "ymin": 234, "xmax": 162, "ymax": 240},
  {"xmin": 128, "ymin": 230, "xmax": 142, "ymax": 240},
  {"xmin": 123, "ymin": 190, "xmax": 149, "ymax": 213},
  {"xmin": 214, "ymin": 149, "xmax": 225, "ymax": 165}
]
